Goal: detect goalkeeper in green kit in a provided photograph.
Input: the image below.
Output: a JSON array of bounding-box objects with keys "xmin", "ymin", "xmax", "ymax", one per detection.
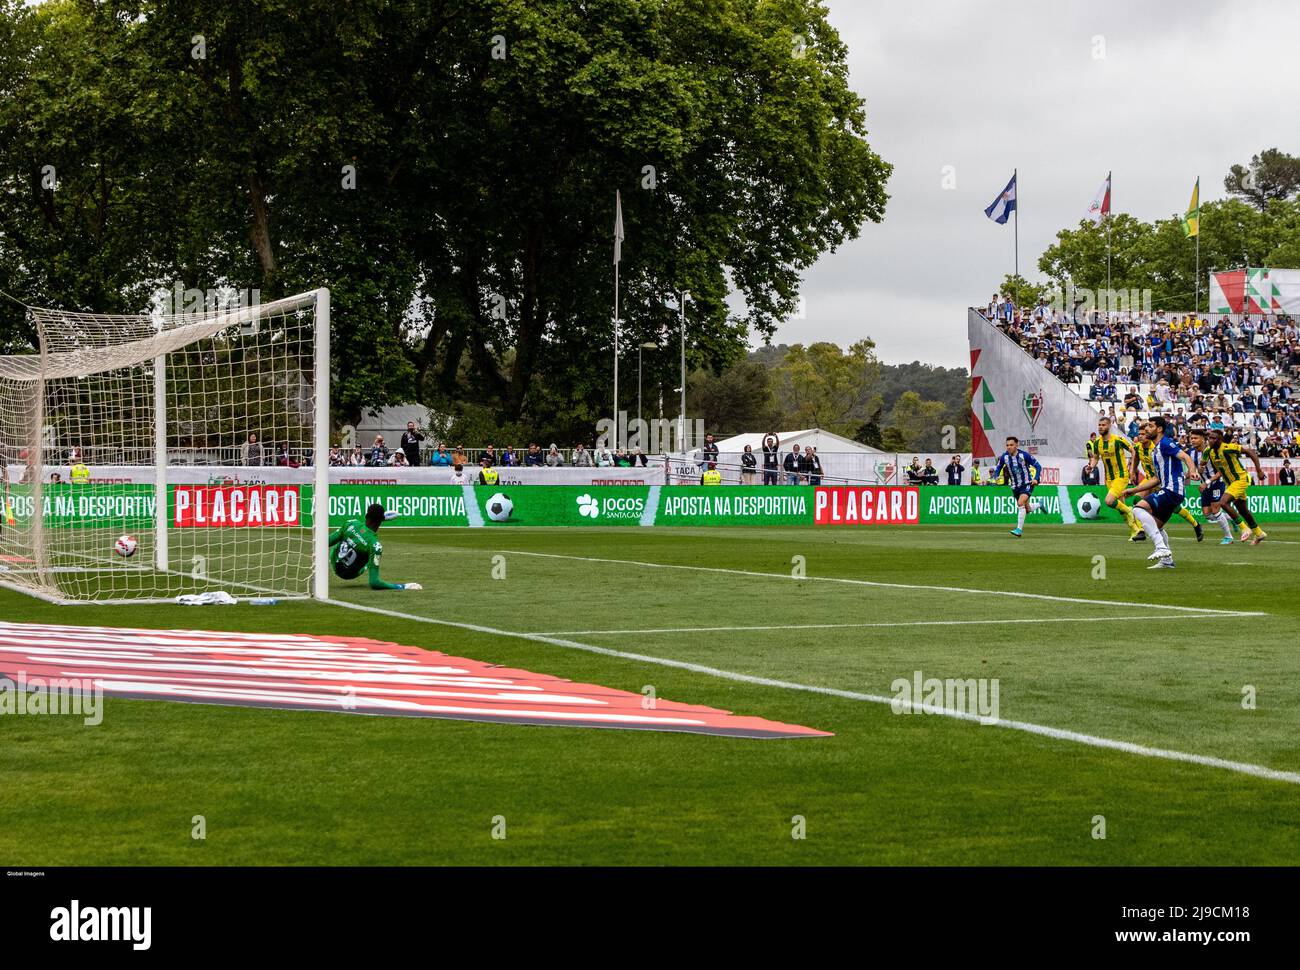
[{"xmin": 329, "ymin": 503, "xmax": 422, "ymax": 590}]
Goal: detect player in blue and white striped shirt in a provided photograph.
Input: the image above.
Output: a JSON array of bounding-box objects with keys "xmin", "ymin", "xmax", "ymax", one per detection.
[
  {"xmin": 991, "ymin": 436, "xmax": 1043, "ymax": 537},
  {"xmin": 1123, "ymin": 415, "xmax": 1198, "ymax": 568}
]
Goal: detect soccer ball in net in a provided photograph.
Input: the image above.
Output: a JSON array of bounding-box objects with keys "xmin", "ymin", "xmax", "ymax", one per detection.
[
  {"xmin": 114, "ymin": 535, "xmax": 138, "ymax": 558},
  {"xmin": 1076, "ymin": 492, "xmax": 1101, "ymax": 520},
  {"xmin": 485, "ymin": 493, "xmax": 514, "ymax": 522}
]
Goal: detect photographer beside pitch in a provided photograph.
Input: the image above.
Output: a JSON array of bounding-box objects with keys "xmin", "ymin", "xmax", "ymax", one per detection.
[{"xmin": 328, "ymin": 503, "xmax": 422, "ymax": 591}]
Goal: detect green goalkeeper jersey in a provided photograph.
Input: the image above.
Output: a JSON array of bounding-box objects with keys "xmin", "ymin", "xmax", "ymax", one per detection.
[{"xmin": 328, "ymin": 519, "xmax": 403, "ymax": 589}]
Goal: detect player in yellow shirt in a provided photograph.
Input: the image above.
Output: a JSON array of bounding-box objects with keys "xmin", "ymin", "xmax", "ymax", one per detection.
[
  {"xmin": 1092, "ymin": 416, "xmax": 1143, "ymax": 539},
  {"xmin": 1131, "ymin": 421, "xmax": 1203, "ymax": 541},
  {"xmin": 1202, "ymin": 429, "xmax": 1267, "ymax": 544}
]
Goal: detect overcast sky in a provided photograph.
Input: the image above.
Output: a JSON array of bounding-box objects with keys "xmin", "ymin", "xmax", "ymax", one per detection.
[{"xmin": 764, "ymin": 0, "xmax": 1300, "ymax": 369}]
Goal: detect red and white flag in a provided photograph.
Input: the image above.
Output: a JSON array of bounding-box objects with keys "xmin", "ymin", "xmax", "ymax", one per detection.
[{"xmin": 1084, "ymin": 172, "xmax": 1112, "ymax": 224}]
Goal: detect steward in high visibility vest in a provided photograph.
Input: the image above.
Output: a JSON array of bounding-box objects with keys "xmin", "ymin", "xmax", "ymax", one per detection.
[
  {"xmin": 970, "ymin": 463, "xmax": 982, "ymax": 485},
  {"xmin": 477, "ymin": 459, "xmax": 499, "ymax": 485},
  {"xmin": 70, "ymin": 462, "xmax": 91, "ymax": 485},
  {"xmin": 701, "ymin": 461, "xmax": 722, "ymax": 485}
]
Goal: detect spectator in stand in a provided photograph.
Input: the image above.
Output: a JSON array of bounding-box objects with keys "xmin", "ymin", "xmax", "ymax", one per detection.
[
  {"xmin": 449, "ymin": 463, "xmax": 470, "ymax": 485},
  {"xmin": 349, "ymin": 445, "xmax": 366, "ymax": 467},
  {"xmin": 631, "ymin": 447, "xmax": 648, "ymax": 467},
  {"xmin": 740, "ymin": 444, "xmax": 757, "ymax": 484},
  {"xmin": 905, "ymin": 456, "xmax": 923, "ymax": 485},
  {"xmin": 783, "ymin": 444, "xmax": 802, "ymax": 484},
  {"xmin": 500, "ymin": 445, "xmax": 516, "ymax": 467},
  {"xmin": 277, "ymin": 443, "xmax": 299, "ymax": 468},
  {"xmin": 921, "ymin": 458, "xmax": 939, "ymax": 486},
  {"xmin": 1281, "ymin": 459, "xmax": 1296, "ymax": 486},
  {"xmin": 400, "ymin": 421, "xmax": 424, "ymax": 466},
  {"xmin": 945, "ymin": 455, "xmax": 965, "ymax": 485},
  {"xmin": 524, "ymin": 443, "xmax": 544, "ymax": 466},
  {"xmin": 241, "ymin": 432, "xmax": 263, "ymax": 466},
  {"xmin": 452, "ymin": 444, "xmax": 468, "ymax": 466},
  {"xmin": 573, "ymin": 444, "xmax": 593, "ymax": 467},
  {"xmin": 762, "ymin": 433, "xmax": 780, "ymax": 485},
  {"xmin": 1082, "ymin": 456, "xmax": 1101, "ymax": 486},
  {"xmin": 614, "ymin": 448, "xmax": 632, "ymax": 467},
  {"xmin": 808, "ymin": 447, "xmax": 824, "ymax": 485},
  {"xmin": 389, "ymin": 450, "xmax": 408, "ymax": 467},
  {"xmin": 482, "ymin": 443, "xmax": 497, "ymax": 466},
  {"xmin": 430, "ymin": 446, "xmax": 451, "ymax": 466},
  {"xmin": 596, "ymin": 446, "xmax": 614, "ymax": 467},
  {"xmin": 369, "ymin": 435, "xmax": 390, "ymax": 466},
  {"xmin": 545, "ymin": 444, "xmax": 563, "ymax": 467},
  {"xmin": 327, "ymin": 447, "xmax": 344, "ymax": 467}
]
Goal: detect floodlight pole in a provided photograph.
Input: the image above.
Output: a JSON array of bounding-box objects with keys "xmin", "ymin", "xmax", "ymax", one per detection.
[{"xmin": 679, "ymin": 291, "xmax": 689, "ymax": 451}]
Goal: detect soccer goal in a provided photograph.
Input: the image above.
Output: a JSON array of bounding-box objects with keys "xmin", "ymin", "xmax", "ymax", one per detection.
[{"xmin": 0, "ymin": 289, "xmax": 330, "ymax": 604}]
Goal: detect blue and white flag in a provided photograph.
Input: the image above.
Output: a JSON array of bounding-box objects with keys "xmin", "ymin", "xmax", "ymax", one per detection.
[{"xmin": 984, "ymin": 173, "xmax": 1017, "ymax": 224}]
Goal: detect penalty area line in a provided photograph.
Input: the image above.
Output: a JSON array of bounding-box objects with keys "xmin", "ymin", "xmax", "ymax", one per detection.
[
  {"xmin": 500, "ymin": 550, "xmax": 1265, "ymax": 617},
  {"xmin": 323, "ymin": 596, "xmax": 1300, "ymax": 787}
]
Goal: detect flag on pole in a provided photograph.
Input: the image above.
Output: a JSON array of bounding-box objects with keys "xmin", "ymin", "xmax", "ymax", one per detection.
[
  {"xmin": 613, "ymin": 190, "xmax": 625, "ymax": 265},
  {"xmin": 1084, "ymin": 173, "xmax": 1112, "ymax": 224},
  {"xmin": 984, "ymin": 173, "xmax": 1017, "ymax": 224},
  {"xmin": 1182, "ymin": 178, "xmax": 1200, "ymax": 237}
]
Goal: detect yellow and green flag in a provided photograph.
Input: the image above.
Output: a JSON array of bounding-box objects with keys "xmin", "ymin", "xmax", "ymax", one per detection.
[{"xmin": 1182, "ymin": 177, "xmax": 1200, "ymax": 237}]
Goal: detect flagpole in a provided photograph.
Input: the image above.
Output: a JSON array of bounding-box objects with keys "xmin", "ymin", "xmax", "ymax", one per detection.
[
  {"xmin": 1013, "ymin": 168, "xmax": 1019, "ymax": 285},
  {"xmin": 613, "ymin": 259, "xmax": 620, "ymax": 423},
  {"xmin": 1106, "ymin": 170, "xmax": 1112, "ymax": 297},
  {"xmin": 1194, "ymin": 175, "xmax": 1201, "ymax": 314}
]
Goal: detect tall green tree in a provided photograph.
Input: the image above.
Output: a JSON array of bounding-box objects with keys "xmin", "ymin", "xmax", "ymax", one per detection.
[
  {"xmin": 0, "ymin": 0, "xmax": 891, "ymax": 441},
  {"xmin": 771, "ymin": 339, "xmax": 882, "ymax": 436},
  {"xmin": 1225, "ymin": 148, "xmax": 1300, "ymax": 210}
]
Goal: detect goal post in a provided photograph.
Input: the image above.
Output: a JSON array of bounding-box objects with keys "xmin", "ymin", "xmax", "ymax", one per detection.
[{"xmin": 0, "ymin": 288, "xmax": 330, "ymax": 604}]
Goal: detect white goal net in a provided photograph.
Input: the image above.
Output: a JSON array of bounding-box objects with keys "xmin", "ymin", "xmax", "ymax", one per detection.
[{"xmin": 0, "ymin": 289, "xmax": 329, "ymax": 603}]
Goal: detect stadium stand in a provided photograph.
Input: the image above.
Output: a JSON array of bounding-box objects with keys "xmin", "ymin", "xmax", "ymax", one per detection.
[{"xmin": 984, "ymin": 297, "xmax": 1300, "ymax": 457}]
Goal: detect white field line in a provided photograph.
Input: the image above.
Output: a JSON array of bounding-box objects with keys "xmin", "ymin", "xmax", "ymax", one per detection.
[
  {"xmin": 540, "ymin": 613, "xmax": 1255, "ymax": 636},
  {"xmin": 323, "ymin": 597, "xmax": 1300, "ymax": 786},
  {"xmin": 501, "ymin": 549, "xmax": 1265, "ymax": 617},
  {"xmin": 925, "ymin": 527, "xmax": 1300, "ymax": 546}
]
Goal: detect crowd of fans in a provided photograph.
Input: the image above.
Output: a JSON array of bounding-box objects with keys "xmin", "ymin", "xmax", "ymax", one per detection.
[{"xmin": 985, "ymin": 294, "xmax": 1300, "ymax": 457}]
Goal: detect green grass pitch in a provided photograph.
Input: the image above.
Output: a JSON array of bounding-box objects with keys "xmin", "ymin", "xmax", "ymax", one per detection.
[{"xmin": 2, "ymin": 522, "xmax": 1298, "ymax": 865}]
